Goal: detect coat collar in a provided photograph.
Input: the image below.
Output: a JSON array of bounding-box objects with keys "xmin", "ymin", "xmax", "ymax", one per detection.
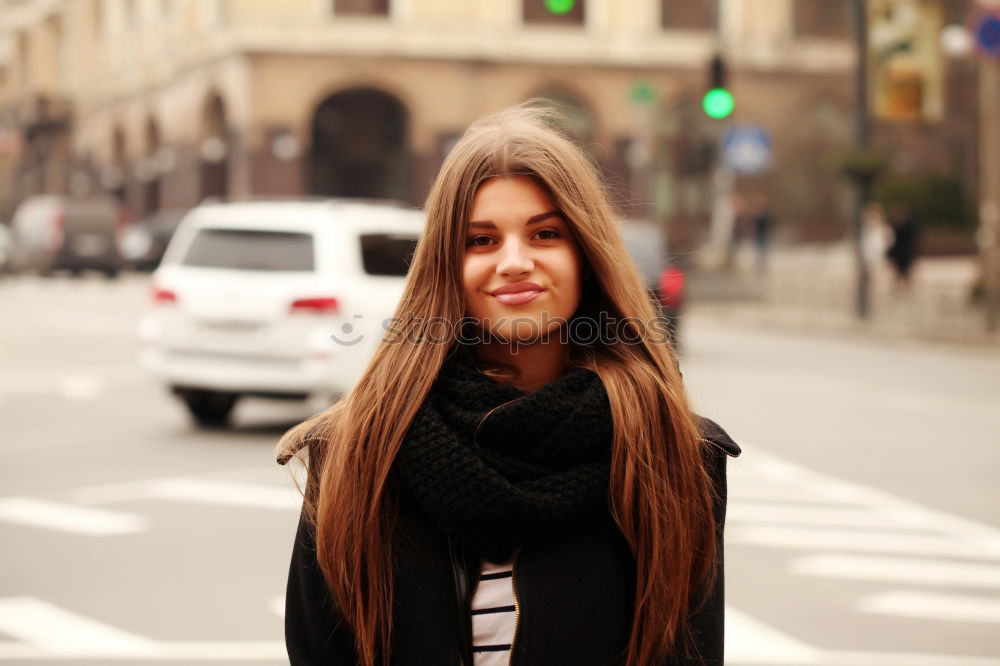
[{"xmin": 697, "ymin": 416, "xmax": 742, "ymax": 457}]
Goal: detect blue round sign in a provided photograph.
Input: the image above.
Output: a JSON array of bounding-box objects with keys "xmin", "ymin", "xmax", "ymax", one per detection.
[
  {"xmin": 971, "ymin": 11, "xmax": 1000, "ymax": 58},
  {"xmin": 722, "ymin": 125, "xmax": 772, "ymax": 175}
]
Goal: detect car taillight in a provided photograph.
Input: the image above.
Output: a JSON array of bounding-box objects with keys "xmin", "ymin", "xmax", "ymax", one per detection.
[
  {"xmin": 658, "ymin": 266, "xmax": 685, "ymax": 309},
  {"xmin": 290, "ymin": 297, "xmax": 339, "ymax": 314},
  {"xmin": 151, "ymin": 285, "xmax": 177, "ymax": 305}
]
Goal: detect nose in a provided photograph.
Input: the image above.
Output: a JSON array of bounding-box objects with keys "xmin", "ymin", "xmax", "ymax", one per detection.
[{"xmin": 496, "ymin": 238, "xmax": 533, "ymax": 277}]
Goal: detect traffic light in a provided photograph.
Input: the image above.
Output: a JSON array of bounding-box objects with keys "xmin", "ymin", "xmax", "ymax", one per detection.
[
  {"xmin": 702, "ymin": 53, "xmax": 734, "ymax": 120},
  {"xmin": 544, "ymin": 0, "xmax": 576, "ymax": 14}
]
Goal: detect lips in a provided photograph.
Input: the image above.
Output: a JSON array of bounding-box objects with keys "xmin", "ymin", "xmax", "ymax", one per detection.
[{"xmin": 490, "ymin": 282, "xmax": 544, "ymax": 306}]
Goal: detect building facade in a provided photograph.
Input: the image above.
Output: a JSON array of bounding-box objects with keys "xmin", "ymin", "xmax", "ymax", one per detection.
[{"xmin": 0, "ymin": 0, "xmax": 980, "ymax": 245}]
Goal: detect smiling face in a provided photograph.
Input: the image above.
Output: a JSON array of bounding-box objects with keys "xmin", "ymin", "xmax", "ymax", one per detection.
[{"xmin": 462, "ymin": 175, "xmax": 583, "ymax": 344}]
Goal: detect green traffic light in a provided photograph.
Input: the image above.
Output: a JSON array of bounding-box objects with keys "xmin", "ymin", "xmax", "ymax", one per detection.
[
  {"xmin": 702, "ymin": 88, "xmax": 734, "ymax": 119},
  {"xmin": 544, "ymin": 0, "xmax": 576, "ymax": 15}
]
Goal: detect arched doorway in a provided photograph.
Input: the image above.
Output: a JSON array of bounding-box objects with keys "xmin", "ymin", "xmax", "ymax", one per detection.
[
  {"xmin": 200, "ymin": 93, "xmax": 229, "ymax": 201},
  {"xmin": 308, "ymin": 88, "xmax": 409, "ymax": 201}
]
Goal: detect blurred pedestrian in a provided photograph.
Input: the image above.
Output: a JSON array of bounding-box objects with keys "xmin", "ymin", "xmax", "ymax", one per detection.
[
  {"xmin": 276, "ymin": 105, "xmax": 740, "ymax": 666},
  {"xmin": 749, "ymin": 192, "xmax": 773, "ymax": 276},
  {"xmin": 862, "ymin": 202, "xmax": 891, "ymax": 265},
  {"xmin": 727, "ymin": 191, "xmax": 746, "ymax": 271},
  {"xmin": 885, "ymin": 204, "xmax": 920, "ymax": 288}
]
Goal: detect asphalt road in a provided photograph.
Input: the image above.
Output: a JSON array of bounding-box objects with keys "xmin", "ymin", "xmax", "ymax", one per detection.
[{"xmin": 1, "ymin": 273, "xmax": 998, "ymax": 665}]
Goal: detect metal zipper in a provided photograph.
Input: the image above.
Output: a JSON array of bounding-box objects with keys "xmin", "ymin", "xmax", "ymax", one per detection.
[
  {"xmin": 449, "ymin": 538, "xmax": 474, "ymax": 666},
  {"xmin": 508, "ymin": 552, "xmax": 522, "ymax": 666}
]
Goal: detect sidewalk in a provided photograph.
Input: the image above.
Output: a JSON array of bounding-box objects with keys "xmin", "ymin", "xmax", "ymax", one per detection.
[{"xmin": 687, "ymin": 243, "xmax": 1000, "ymax": 348}]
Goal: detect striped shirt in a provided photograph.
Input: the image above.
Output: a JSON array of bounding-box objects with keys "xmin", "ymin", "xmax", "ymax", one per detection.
[{"xmin": 471, "ymin": 554, "xmax": 518, "ymax": 665}]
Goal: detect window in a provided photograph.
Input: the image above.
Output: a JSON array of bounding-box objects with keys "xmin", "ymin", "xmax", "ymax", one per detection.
[
  {"xmin": 360, "ymin": 233, "xmax": 419, "ymax": 276},
  {"xmin": 523, "ymin": 0, "xmax": 585, "ymax": 26},
  {"xmin": 794, "ymin": 0, "xmax": 851, "ymax": 39},
  {"xmin": 661, "ymin": 0, "xmax": 716, "ymax": 31},
  {"xmin": 333, "ymin": 0, "xmax": 389, "ymax": 16},
  {"xmin": 181, "ymin": 229, "xmax": 315, "ymax": 272}
]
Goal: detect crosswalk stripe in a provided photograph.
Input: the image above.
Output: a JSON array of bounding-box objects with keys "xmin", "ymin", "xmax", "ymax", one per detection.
[
  {"xmin": 725, "ymin": 606, "xmax": 820, "ymax": 663},
  {"xmin": 140, "ymin": 478, "xmax": 301, "ymax": 511},
  {"xmin": 791, "ymin": 554, "xmax": 1000, "ymax": 589},
  {"xmin": 0, "ymin": 498, "xmax": 146, "ymax": 536},
  {"xmin": 728, "ymin": 525, "xmax": 1000, "ymax": 561},
  {"xmin": 269, "ymin": 596, "xmax": 285, "ymax": 618},
  {"xmin": 0, "ymin": 641, "xmax": 287, "ymax": 660},
  {"xmin": 0, "ymin": 597, "xmax": 286, "ymax": 660},
  {"xmin": 58, "ymin": 375, "xmax": 102, "ymax": 401},
  {"xmin": 735, "ymin": 448, "xmax": 1000, "ymax": 544},
  {"xmin": 857, "ymin": 591, "xmax": 1000, "ymax": 624},
  {"xmin": 0, "ymin": 598, "xmax": 154, "ymax": 655},
  {"xmin": 802, "ymin": 651, "xmax": 1000, "ymax": 666},
  {"xmin": 72, "ymin": 477, "xmax": 301, "ymax": 511}
]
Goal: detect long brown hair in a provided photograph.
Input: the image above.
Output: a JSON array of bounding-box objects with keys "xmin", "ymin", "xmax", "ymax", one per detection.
[{"xmin": 278, "ymin": 104, "xmax": 716, "ymax": 665}]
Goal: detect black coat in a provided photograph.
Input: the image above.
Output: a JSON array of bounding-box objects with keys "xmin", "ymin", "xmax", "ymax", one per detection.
[{"xmin": 284, "ymin": 418, "xmax": 740, "ymax": 666}]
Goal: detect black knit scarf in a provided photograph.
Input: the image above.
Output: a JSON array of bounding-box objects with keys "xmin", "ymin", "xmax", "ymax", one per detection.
[{"xmin": 393, "ymin": 346, "xmax": 613, "ymax": 563}]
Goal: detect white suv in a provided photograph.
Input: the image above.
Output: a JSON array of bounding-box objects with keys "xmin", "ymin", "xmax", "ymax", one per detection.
[{"xmin": 138, "ymin": 199, "xmax": 423, "ymax": 426}]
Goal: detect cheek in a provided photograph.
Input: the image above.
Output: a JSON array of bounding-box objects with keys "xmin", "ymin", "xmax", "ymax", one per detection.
[
  {"xmin": 562, "ymin": 250, "xmax": 584, "ymax": 305},
  {"xmin": 461, "ymin": 258, "xmax": 484, "ymax": 309}
]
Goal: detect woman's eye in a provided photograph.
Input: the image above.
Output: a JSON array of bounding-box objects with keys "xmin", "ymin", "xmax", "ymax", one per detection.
[
  {"xmin": 466, "ymin": 236, "xmax": 492, "ymax": 247},
  {"xmin": 535, "ymin": 229, "xmax": 561, "ymax": 240}
]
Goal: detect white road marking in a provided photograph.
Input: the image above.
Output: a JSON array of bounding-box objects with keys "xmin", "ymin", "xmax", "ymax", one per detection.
[
  {"xmin": 0, "ymin": 598, "xmax": 285, "ymax": 660},
  {"xmin": 725, "ymin": 606, "xmax": 820, "ymax": 663},
  {"xmin": 58, "ymin": 375, "xmax": 102, "ymax": 401},
  {"xmin": 791, "ymin": 554, "xmax": 1000, "ymax": 589},
  {"xmin": 754, "ymin": 652, "xmax": 1000, "ymax": 666},
  {"xmin": 728, "ymin": 503, "xmax": 916, "ymax": 529},
  {"xmin": 0, "ymin": 498, "xmax": 146, "ymax": 536},
  {"xmin": 858, "ymin": 591, "xmax": 1000, "ymax": 624},
  {"xmin": 0, "ymin": 597, "xmax": 154, "ymax": 655},
  {"xmin": 269, "ymin": 595, "xmax": 285, "ymax": 618},
  {"xmin": 725, "ymin": 605, "xmax": 1000, "ymax": 665},
  {"xmin": 0, "ymin": 641, "xmax": 286, "ymax": 660},
  {"xmin": 141, "ymin": 478, "xmax": 301, "ymax": 511},
  {"xmin": 727, "ymin": 525, "xmax": 1000, "ymax": 561},
  {"xmin": 72, "ymin": 477, "xmax": 301, "ymax": 511},
  {"xmin": 736, "ymin": 449, "xmax": 1000, "ymax": 545},
  {"xmin": 725, "ymin": 606, "xmax": 1000, "ymax": 665}
]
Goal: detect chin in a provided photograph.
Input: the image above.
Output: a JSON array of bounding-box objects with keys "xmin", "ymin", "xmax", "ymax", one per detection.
[{"xmin": 488, "ymin": 316, "xmax": 568, "ymax": 346}]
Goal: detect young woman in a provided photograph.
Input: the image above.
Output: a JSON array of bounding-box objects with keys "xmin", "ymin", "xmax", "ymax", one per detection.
[{"xmin": 277, "ymin": 105, "xmax": 740, "ymax": 666}]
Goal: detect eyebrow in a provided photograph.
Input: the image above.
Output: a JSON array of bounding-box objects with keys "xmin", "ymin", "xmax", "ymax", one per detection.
[{"xmin": 467, "ymin": 210, "xmax": 563, "ymax": 229}]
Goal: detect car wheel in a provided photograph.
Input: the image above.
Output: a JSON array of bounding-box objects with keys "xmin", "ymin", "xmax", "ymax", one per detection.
[{"xmin": 180, "ymin": 390, "xmax": 239, "ymax": 427}]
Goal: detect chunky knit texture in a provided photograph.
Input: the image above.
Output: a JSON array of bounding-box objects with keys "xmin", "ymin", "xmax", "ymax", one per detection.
[{"xmin": 394, "ymin": 346, "xmax": 613, "ymax": 562}]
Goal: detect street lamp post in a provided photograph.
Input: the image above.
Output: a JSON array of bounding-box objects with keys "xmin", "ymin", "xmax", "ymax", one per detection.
[
  {"xmin": 980, "ymin": 55, "xmax": 1000, "ymax": 331},
  {"xmin": 851, "ymin": 0, "xmax": 872, "ymax": 320}
]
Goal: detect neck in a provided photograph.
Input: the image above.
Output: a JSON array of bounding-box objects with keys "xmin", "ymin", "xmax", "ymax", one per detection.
[{"xmin": 475, "ymin": 340, "xmax": 571, "ymax": 393}]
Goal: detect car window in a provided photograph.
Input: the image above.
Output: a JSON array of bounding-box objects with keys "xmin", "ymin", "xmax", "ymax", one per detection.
[
  {"xmin": 180, "ymin": 228, "xmax": 315, "ymax": 271},
  {"xmin": 359, "ymin": 233, "xmax": 418, "ymax": 276}
]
